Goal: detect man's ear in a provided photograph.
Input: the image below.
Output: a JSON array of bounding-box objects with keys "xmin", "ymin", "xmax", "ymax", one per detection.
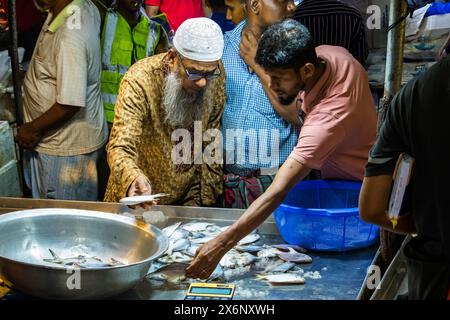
[
  {"xmin": 300, "ymin": 63, "xmax": 316, "ymax": 81},
  {"xmin": 248, "ymin": 0, "xmax": 260, "ymax": 15},
  {"xmin": 167, "ymin": 49, "xmax": 178, "ymax": 72},
  {"xmin": 287, "ymin": 1, "xmax": 296, "ymax": 17}
]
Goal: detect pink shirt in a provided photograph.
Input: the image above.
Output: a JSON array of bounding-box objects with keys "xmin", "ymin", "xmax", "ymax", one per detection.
[
  {"xmin": 289, "ymin": 45, "xmax": 377, "ymax": 181},
  {"xmin": 145, "ymin": 0, "xmax": 204, "ymax": 31}
]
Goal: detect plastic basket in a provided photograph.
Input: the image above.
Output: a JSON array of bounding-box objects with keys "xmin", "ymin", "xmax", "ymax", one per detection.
[{"xmin": 274, "ymin": 180, "xmax": 379, "ymax": 252}]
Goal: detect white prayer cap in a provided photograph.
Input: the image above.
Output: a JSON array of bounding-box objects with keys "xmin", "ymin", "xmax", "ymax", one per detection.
[{"xmin": 173, "ymin": 18, "xmax": 224, "ymax": 62}]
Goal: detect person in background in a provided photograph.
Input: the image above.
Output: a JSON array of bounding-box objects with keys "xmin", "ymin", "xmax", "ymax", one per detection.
[
  {"xmin": 221, "ymin": 0, "xmax": 298, "ymax": 209},
  {"xmin": 97, "ymin": 0, "xmax": 168, "ymax": 200},
  {"xmin": 206, "ymin": 0, "xmax": 235, "ymax": 32},
  {"xmin": 294, "ymin": 0, "xmax": 369, "ymax": 65},
  {"xmin": 359, "ymin": 57, "xmax": 450, "ymax": 300},
  {"xmin": 101, "ymin": 0, "xmax": 168, "ymax": 125},
  {"xmin": 144, "ymin": 0, "xmax": 210, "ymax": 31},
  {"xmin": 186, "ymin": 20, "xmax": 377, "ymax": 279},
  {"xmin": 104, "ymin": 18, "xmax": 226, "ymax": 207},
  {"xmin": 17, "ymin": 0, "xmax": 108, "ymax": 201},
  {"xmin": 224, "ymin": 0, "xmax": 247, "ymax": 25}
]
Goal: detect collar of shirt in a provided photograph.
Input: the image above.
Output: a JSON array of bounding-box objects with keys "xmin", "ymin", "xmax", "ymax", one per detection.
[
  {"xmin": 298, "ymin": 56, "xmax": 332, "ymax": 114},
  {"xmin": 47, "ymin": 0, "xmax": 84, "ymax": 33},
  {"xmin": 225, "ymin": 19, "xmax": 257, "ymax": 74},
  {"xmin": 226, "ymin": 19, "xmax": 247, "ymax": 55}
]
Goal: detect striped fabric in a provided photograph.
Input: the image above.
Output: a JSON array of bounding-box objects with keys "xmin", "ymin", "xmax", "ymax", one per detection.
[
  {"xmin": 24, "ymin": 149, "xmax": 102, "ymax": 201},
  {"xmin": 221, "ymin": 20, "xmax": 299, "ymax": 177},
  {"xmin": 222, "ymin": 173, "xmax": 275, "ymax": 209},
  {"xmin": 294, "ymin": 0, "xmax": 369, "ymax": 65}
]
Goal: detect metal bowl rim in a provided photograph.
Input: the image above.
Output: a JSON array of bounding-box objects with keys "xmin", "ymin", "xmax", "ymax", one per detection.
[{"xmin": 0, "ymin": 208, "xmax": 169, "ymax": 271}]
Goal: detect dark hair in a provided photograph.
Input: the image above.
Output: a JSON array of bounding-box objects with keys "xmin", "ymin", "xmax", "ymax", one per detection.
[
  {"xmin": 208, "ymin": 0, "xmax": 226, "ymax": 8},
  {"xmin": 210, "ymin": 0, "xmax": 246, "ymax": 6},
  {"xmin": 256, "ymin": 19, "xmax": 319, "ymax": 70}
]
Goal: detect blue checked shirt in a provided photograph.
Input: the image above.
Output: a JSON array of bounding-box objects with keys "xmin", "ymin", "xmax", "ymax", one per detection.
[{"xmin": 221, "ymin": 21, "xmax": 299, "ymax": 177}]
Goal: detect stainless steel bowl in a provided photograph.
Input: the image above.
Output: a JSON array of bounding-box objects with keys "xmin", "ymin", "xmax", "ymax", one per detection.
[{"xmin": 0, "ymin": 208, "xmax": 168, "ymax": 299}]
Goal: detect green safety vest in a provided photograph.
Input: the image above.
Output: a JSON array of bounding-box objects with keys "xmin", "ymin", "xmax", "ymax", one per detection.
[{"xmin": 101, "ymin": 9, "xmax": 161, "ymax": 124}]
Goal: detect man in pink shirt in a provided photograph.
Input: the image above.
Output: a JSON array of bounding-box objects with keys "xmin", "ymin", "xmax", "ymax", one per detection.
[
  {"xmin": 186, "ymin": 19, "xmax": 377, "ymax": 279},
  {"xmin": 145, "ymin": 0, "xmax": 209, "ymax": 31}
]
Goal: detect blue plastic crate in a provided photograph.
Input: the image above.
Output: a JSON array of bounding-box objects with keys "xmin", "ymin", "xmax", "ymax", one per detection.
[{"xmin": 274, "ymin": 180, "xmax": 379, "ymax": 252}]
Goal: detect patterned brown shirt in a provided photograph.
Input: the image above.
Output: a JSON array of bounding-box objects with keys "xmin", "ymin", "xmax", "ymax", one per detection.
[{"xmin": 104, "ymin": 54, "xmax": 225, "ymax": 206}]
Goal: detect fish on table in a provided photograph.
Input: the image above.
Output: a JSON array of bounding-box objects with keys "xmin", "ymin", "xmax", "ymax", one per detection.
[
  {"xmin": 146, "ymin": 220, "xmax": 319, "ymax": 285},
  {"xmin": 257, "ymin": 273, "xmax": 306, "ymax": 285},
  {"xmin": 42, "ymin": 249, "xmax": 125, "ymax": 268}
]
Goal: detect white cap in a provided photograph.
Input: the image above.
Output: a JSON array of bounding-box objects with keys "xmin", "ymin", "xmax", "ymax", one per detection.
[{"xmin": 173, "ymin": 18, "xmax": 224, "ymax": 62}]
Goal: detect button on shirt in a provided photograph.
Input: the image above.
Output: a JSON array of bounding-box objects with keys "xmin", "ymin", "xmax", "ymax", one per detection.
[
  {"xmin": 290, "ymin": 45, "xmax": 377, "ymax": 180},
  {"xmin": 221, "ymin": 21, "xmax": 299, "ymax": 177},
  {"xmin": 23, "ymin": 0, "xmax": 108, "ymax": 157}
]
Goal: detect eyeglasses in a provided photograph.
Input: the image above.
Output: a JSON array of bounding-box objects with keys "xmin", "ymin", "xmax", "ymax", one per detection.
[{"xmin": 177, "ymin": 54, "xmax": 221, "ymax": 81}]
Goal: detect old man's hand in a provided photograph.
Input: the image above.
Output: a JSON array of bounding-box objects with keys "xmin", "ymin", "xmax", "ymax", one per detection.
[{"xmin": 127, "ymin": 175, "xmax": 156, "ymax": 209}]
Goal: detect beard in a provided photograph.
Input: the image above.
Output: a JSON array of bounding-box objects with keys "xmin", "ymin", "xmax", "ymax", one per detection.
[
  {"xmin": 278, "ymin": 94, "xmax": 298, "ymax": 105},
  {"xmin": 278, "ymin": 81, "xmax": 306, "ymax": 105},
  {"xmin": 162, "ymin": 72, "xmax": 206, "ymax": 128}
]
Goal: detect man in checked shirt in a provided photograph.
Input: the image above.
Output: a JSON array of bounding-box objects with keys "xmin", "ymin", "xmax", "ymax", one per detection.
[{"xmin": 221, "ymin": 0, "xmax": 298, "ymax": 209}]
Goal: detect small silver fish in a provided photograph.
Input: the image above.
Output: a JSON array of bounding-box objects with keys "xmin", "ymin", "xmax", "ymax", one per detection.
[
  {"xmin": 219, "ymin": 252, "xmax": 236, "ymax": 268},
  {"xmin": 43, "ymin": 249, "xmax": 84, "ymax": 265},
  {"xmin": 208, "ymin": 264, "xmax": 224, "ymax": 280},
  {"xmin": 158, "ymin": 251, "xmax": 192, "ymax": 265},
  {"xmin": 238, "ymin": 233, "xmax": 260, "ymax": 245},
  {"xmin": 167, "ymin": 238, "xmax": 190, "ymax": 255},
  {"xmin": 184, "ymin": 245, "xmax": 200, "ymax": 257},
  {"xmin": 43, "ymin": 249, "xmax": 123, "ymax": 268},
  {"xmin": 149, "ymin": 263, "xmax": 187, "ymax": 283},
  {"xmin": 76, "ymin": 260, "xmax": 112, "ymax": 268},
  {"xmin": 219, "ymin": 252, "xmax": 256, "ymax": 269},
  {"xmin": 162, "ymin": 222, "xmax": 182, "ymax": 238},
  {"xmin": 223, "ymin": 265, "xmax": 251, "ymax": 281},
  {"xmin": 257, "ymin": 273, "xmax": 306, "ymax": 285},
  {"xmin": 257, "ymin": 247, "xmax": 280, "ymax": 259},
  {"xmin": 263, "ymin": 261, "xmax": 296, "ymax": 274},
  {"xmin": 43, "ymin": 249, "xmax": 71, "ymax": 264},
  {"xmin": 272, "ymin": 244, "xmax": 307, "ymax": 253},
  {"xmin": 189, "ymin": 232, "xmax": 205, "ymax": 240},
  {"xmin": 182, "ymin": 222, "xmax": 214, "ymax": 233},
  {"xmin": 170, "ymin": 229, "xmax": 189, "ymax": 240},
  {"xmin": 191, "ymin": 236, "xmax": 215, "ymax": 245},
  {"xmin": 147, "ymin": 273, "xmax": 168, "ymax": 281},
  {"xmin": 253, "ymin": 257, "xmax": 276, "ymax": 271},
  {"xmin": 204, "ymin": 224, "xmax": 222, "ymax": 235},
  {"xmin": 277, "ymin": 248, "xmax": 312, "ymax": 264},
  {"xmin": 235, "ymin": 245, "xmax": 263, "ymax": 253}
]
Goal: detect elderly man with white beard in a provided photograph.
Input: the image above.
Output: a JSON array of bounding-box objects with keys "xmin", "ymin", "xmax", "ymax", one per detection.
[{"xmin": 104, "ymin": 18, "xmax": 226, "ymax": 207}]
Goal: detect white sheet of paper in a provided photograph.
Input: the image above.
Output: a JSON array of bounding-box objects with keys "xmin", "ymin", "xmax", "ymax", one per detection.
[
  {"xmin": 406, "ymin": 4, "xmax": 431, "ymax": 37},
  {"xmin": 119, "ymin": 194, "xmax": 169, "ymax": 205},
  {"xmin": 388, "ymin": 156, "xmax": 414, "ymax": 220}
]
